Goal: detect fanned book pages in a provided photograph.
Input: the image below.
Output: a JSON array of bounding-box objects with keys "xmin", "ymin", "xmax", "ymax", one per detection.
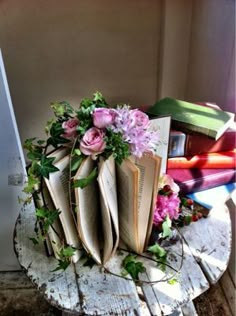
[
  {"xmin": 44, "ymin": 148, "xmax": 82, "ymax": 263},
  {"xmin": 116, "ymin": 154, "xmax": 161, "ymax": 254},
  {"xmin": 147, "ymin": 97, "xmax": 235, "ymax": 140},
  {"xmin": 34, "ymin": 181, "xmax": 65, "ymax": 259},
  {"xmin": 73, "ymin": 154, "xmax": 161, "ymax": 263},
  {"xmin": 74, "ymin": 156, "xmax": 119, "ymax": 264}
]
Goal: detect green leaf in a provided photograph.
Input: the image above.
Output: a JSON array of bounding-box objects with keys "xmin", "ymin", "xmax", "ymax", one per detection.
[
  {"xmin": 148, "ymin": 243, "xmax": 167, "ymax": 271},
  {"xmin": 60, "ymin": 246, "xmax": 76, "ymax": 258},
  {"xmin": 93, "ymin": 91, "xmax": 103, "ymax": 102},
  {"xmin": 23, "ymin": 175, "xmax": 40, "ymax": 194},
  {"xmin": 37, "ymin": 139, "xmax": 46, "ymax": 145},
  {"xmin": 161, "ymin": 215, "xmax": 172, "ymax": 239},
  {"xmin": 29, "ymin": 237, "xmax": 39, "ymax": 245},
  {"xmin": 23, "ymin": 137, "xmax": 37, "ymax": 150},
  {"xmin": 52, "ymin": 245, "xmax": 76, "ymax": 272},
  {"xmin": 35, "ymin": 208, "xmax": 48, "ymax": 218},
  {"xmin": 35, "ymin": 208, "xmax": 61, "ymax": 233},
  {"xmin": 47, "ymin": 121, "xmax": 70, "ymax": 148},
  {"xmin": 103, "ymin": 130, "xmax": 130, "ymax": 164},
  {"xmin": 71, "ymin": 156, "xmax": 83, "ymax": 172},
  {"xmin": 51, "ymin": 101, "xmax": 74, "ymax": 117},
  {"xmin": 73, "ymin": 149, "xmax": 81, "ymax": 156},
  {"xmin": 148, "ymin": 243, "xmax": 167, "ymax": 258},
  {"xmin": 45, "ymin": 118, "xmax": 56, "ymax": 135},
  {"xmin": 51, "ymin": 259, "xmax": 71, "ymax": 272},
  {"xmin": 80, "ymin": 98, "xmax": 93, "ymax": 109},
  {"xmin": 168, "ymin": 277, "xmax": 178, "ymax": 285},
  {"xmin": 39, "ymin": 156, "xmax": 59, "ymax": 179},
  {"xmin": 73, "ymin": 167, "xmax": 97, "ymax": 189},
  {"xmin": 122, "ymin": 254, "xmax": 146, "ymax": 280}
]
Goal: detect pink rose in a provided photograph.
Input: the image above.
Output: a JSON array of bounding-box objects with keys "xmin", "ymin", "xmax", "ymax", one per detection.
[
  {"xmin": 93, "ymin": 108, "xmax": 116, "ymax": 129},
  {"xmin": 80, "ymin": 127, "xmax": 106, "ymax": 156},
  {"xmin": 62, "ymin": 118, "xmax": 79, "ymax": 138},
  {"xmin": 130, "ymin": 109, "xmax": 149, "ymax": 128}
]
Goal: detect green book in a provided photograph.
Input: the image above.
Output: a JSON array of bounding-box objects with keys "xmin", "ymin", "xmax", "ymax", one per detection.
[{"xmin": 147, "ymin": 97, "xmax": 235, "ymax": 140}]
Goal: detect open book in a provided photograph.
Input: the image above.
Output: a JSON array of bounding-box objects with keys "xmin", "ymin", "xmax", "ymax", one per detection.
[
  {"xmin": 74, "ymin": 154, "xmax": 161, "ymax": 264},
  {"xmin": 44, "ymin": 148, "xmax": 82, "ymax": 263}
]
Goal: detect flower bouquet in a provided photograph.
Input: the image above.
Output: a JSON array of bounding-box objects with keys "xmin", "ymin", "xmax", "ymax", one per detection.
[{"xmin": 22, "ymin": 92, "xmax": 205, "ymax": 279}]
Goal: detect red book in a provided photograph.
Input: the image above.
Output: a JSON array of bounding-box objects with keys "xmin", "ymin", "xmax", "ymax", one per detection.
[
  {"xmin": 167, "ymin": 149, "xmax": 236, "ymax": 169},
  {"xmin": 167, "ymin": 168, "xmax": 236, "ymax": 194},
  {"xmin": 168, "ymin": 126, "xmax": 236, "ymax": 157}
]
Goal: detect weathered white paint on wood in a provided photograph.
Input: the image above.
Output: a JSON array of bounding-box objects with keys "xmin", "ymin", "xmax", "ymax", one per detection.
[
  {"xmin": 14, "ymin": 203, "xmax": 145, "ymax": 315},
  {"xmin": 180, "ymin": 204, "xmax": 232, "ymax": 284},
  {"xmin": 141, "ymin": 235, "xmax": 209, "ymax": 315},
  {"xmin": 181, "ymin": 301, "xmax": 198, "ymax": 316},
  {"xmin": 14, "ymin": 200, "xmax": 231, "ymax": 315}
]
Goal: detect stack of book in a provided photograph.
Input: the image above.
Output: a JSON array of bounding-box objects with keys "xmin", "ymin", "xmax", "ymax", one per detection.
[{"xmin": 146, "ymin": 98, "xmax": 236, "ymax": 194}]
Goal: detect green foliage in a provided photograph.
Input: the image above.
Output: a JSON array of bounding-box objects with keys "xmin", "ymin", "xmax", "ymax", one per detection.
[
  {"xmin": 23, "ymin": 175, "xmax": 40, "ymax": 194},
  {"xmin": 79, "ymin": 251, "xmax": 96, "ymax": 269},
  {"xmin": 51, "ymin": 101, "xmax": 74, "ymax": 117},
  {"xmin": 24, "ymin": 138, "xmax": 43, "ymax": 161},
  {"xmin": 104, "ymin": 130, "xmax": 130, "ymax": 164},
  {"xmin": 167, "ymin": 276, "xmax": 178, "ymax": 285},
  {"xmin": 148, "ymin": 243, "xmax": 168, "ymax": 272},
  {"xmin": 122, "ymin": 254, "xmax": 146, "ymax": 280},
  {"xmin": 52, "ymin": 246, "xmax": 76, "ymax": 272},
  {"xmin": 45, "ymin": 118, "xmax": 56, "ymax": 135},
  {"xmin": 47, "ymin": 121, "xmax": 70, "ymax": 148},
  {"xmin": 38, "ymin": 156, "xmax": 59, "ymax": 179},
  {"xmin": 35, "ymin": 207, "xmax": 61, "ymax": 233},
  {"xmin": 73, "ymin": 167, "xmax": 98, "ymax": 189},
  {"xmin": 70, "ymin": 155, "xmax": 83, "ymax": 172},
  {"xmin": 160, "ymin": 215, "xmax": 172, "ymax": 239},
  {"xmin": 28, "ymin": 237, "xmax": 39, "ymax": 245}
]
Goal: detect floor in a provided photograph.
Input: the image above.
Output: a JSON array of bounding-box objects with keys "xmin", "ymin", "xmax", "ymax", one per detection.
[{"xmin": 0, "ymin": 269, "xmax": 235, "ymax": 316}]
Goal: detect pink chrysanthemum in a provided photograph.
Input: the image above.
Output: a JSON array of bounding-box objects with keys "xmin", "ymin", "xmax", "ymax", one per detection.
[
  {"xmin": 110, "ymin": 105, "xmax": 159, "ymax": 157},
  {"xmin": 153, "ymin": 192, "xmax": 180, "ymax": 226}
]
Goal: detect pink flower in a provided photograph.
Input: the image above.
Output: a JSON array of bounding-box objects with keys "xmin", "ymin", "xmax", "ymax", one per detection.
[
  {"xmin": 153, "ymin": 192, "xmax": 180, "ymax": 226},
  {"xmin": 62, "ymin": 118, "xmax": 79, "ymax": 138},
  {"xmin": 110, "ymin": 106, "xmax": 159, "ymax": 158},
  {"xmin": 158, "ymin": 174, "xmax": 180, "ymax": 193},
  {"xmin": 93, "ymin": 108, "xmax": 116, "ymax": 129},
  {"xmin": 130, "ymin": 109, "xmax": 149, "ymax": 128},
  {"xmin": 80, "ymin": 127, "xmax": 106, "ymax": 157}
]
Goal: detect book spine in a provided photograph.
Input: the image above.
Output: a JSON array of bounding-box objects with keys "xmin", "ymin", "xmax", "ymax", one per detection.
[
  {"xmin": 172, "ymin": 120, "xmax": 217, "ymax": 139},
  {"xmin": 168, "ymin": 127, "xmax": 236, "ymax": 157},
  {"xmin": 167, "ymin": 150, "xmax": 236, "ymax": 169},
  {"xmin": 169, "ymin": 169, "xmax": 236, "ymax": 194},
  {"xmin": 185, "ymin": 129, "xmax": 236, "ymax": 156}
]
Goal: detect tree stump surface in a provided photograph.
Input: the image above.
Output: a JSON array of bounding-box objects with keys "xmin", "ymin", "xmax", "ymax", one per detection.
[{"xmin": 14, "ymin": 202, "xmax": 231, "ymax": 315}]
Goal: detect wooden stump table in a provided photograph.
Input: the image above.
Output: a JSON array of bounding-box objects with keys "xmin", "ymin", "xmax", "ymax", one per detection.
[{"xmin": 14, "ymin": 201, "xmax": 232, "ymax": 316}]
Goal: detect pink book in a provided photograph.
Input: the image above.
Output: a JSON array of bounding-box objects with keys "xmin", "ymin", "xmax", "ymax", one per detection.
[{"xmin": 167, "ymin": 168, "xmax": 236, "ymax": 194}]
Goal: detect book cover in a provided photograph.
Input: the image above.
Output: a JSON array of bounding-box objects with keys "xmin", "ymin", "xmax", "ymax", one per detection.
[
  {"xmin": 147, "ymin": 97, "xmax": 235, "ymax": 140},
  {"xmin": 167, "ymin": 149, "xmax": 236, "ymax": 169},
  {"xmin": 185, "ymin": 124, "xmax": 236, "ymax": 156},
  {"xmin": 187, "ymin": 182, "xmax": 236, "ymax": 209},
  {"xmin": 167, "ymin": 168, "xmax": 236, "ymax": 194},
  {"xmin": 169, "ymin": 122, "xmax": 236, "ymax": 157}
]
